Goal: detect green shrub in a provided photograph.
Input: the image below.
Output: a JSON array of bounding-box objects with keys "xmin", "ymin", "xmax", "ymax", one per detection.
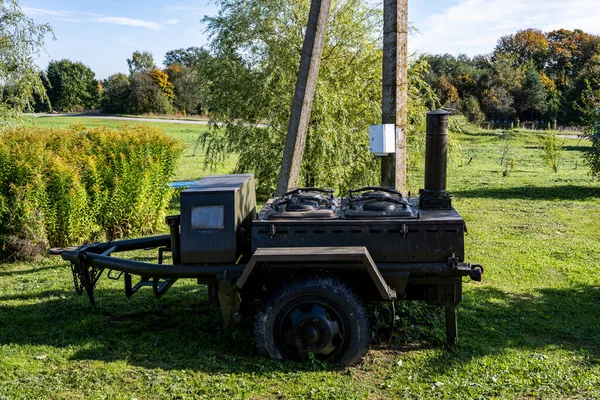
[
  {"xmin": 460, "ymin": 96, "xmax": 487, "ymax": 125},
  {"xmin": 0, "ymin": 124, "xmax": 183, "ymax": 259},
  {"xmin": 540, "ymin": 131, "xmax": 564, "ymax": 173}
]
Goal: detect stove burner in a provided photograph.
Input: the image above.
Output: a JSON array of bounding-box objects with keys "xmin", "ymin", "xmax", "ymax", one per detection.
[
  {"xmin": 343, "ymin": 187, "xmax": 419, "ymax": 219},
  {"xmin": 267, "ymin": 188, "xmax": 338, "ymax": 220},
  {"xmin": 361, "ymin": 190, "xmax": 392, "ymax": 198},
  {"xmin": 285, "ymin": 201, "xmax": 319, "ymax": 212},
  {"xmin": 363, "ymin": 201, "xmax": 396, "ymax": 212}
]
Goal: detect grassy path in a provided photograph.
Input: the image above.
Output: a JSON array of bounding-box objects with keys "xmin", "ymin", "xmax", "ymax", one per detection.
[{"xmin": 1, "ymin": 120, "xmax": 599, "ymax": 399}]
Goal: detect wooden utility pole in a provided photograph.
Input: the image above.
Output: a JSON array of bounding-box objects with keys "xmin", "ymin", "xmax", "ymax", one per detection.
[
  {"xmin": 276, "ymin": 0, "xmax": 332, "ymax": 196},
  {"xmin": 381, "ymin": 0, "xmax": 409, "ymax": 193}
]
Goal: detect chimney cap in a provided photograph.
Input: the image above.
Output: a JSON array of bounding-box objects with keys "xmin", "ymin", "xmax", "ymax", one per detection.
[{"xmin": 427, "ymin": 109, "xmax": 450, "ymax": 116}]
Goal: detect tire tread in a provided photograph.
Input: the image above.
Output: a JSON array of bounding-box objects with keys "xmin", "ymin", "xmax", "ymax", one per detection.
[{"xmin": 254, "ymin": 274, "xmax": 371, "ymax": 365}]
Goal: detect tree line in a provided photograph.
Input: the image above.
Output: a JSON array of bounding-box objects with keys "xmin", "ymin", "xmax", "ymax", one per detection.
[
  {"xmin": 34, "ymin": 28, "xmax": 600, "ymax": 130},
  {"xmin": 34, "ymin": 48, "xmax": 213, "ymax": 116},
  {"xmin": 3, "ymin": 0, "xmax": 600, "ymax": 187},
  {"xmin": 420, "ymin": 28, "xmax": 600, "ymax": 128}
]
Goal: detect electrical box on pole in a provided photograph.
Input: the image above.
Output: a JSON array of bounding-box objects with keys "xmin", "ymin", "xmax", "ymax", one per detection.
[{"xmin": 369, "ymin": 124, "xmax": 396, "ymax": 156}]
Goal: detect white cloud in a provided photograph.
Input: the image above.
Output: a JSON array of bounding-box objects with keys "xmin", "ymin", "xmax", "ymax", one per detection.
[
  {"xmin": 82, "ymin": 12, "xmax": 104, "ymax": 18},
  {"xmin": 22, "ymin": 7, "xmax": 162, "ymax": 31},
  {"xmin": 166, "ymin": 19, "xmax": 181, "ymax": 25},
  {"xmin": 56, "ymin": 18, "xmax": 81, "ymax": 23},
  {"xmin": 95, "ymin": 17, "xmax": 162, "ymax": 31},
  {"xmin": 21, "ymin": 7, "xmax": 74, "ymax": 17},
  {"xmin": 410, "ymin": 0, "xmax": 600, "ymax": 56}
]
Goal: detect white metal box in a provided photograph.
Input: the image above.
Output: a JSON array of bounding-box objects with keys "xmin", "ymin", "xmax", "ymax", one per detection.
[{"xmin": 369, "ymin": 124, "xmax": 396, "ymax": 156}]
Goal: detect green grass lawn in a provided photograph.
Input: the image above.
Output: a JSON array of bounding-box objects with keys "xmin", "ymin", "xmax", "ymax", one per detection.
[{"xmin": 1, "ymin": 119, "xmax": 599, "ymax": 399}]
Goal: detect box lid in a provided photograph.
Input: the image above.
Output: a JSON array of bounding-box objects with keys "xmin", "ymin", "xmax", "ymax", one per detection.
[{"xmin": 182, "ymin": 174, "xmax": 254, "ymax": 194}]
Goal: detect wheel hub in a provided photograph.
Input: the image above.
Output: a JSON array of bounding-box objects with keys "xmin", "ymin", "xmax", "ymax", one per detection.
[
  {"xmin": 304, "ymin": 326, "xmax": 320, "ymax": 342},
  {"xmin": 280, "ymin": 302, "xmax": 343, "ymax": 357}
]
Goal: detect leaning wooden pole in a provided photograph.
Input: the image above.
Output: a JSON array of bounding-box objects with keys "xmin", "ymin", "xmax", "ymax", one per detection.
[
  {"xmin": 276, "ymin": 0, "xmax": 332, "ymax": 196},
  {"xmin": 381, "ymin": 0, "xmax": 409, "ymax": 193}
]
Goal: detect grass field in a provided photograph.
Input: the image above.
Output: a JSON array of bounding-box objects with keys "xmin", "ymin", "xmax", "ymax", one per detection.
[{"xmin": 1, "ymin": 117, "xmax": 599, "ymax": 399}]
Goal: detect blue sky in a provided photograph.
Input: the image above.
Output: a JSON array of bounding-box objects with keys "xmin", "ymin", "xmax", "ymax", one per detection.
[{"xmin": 23, "ymin": 0, "xmax": 600, "ymax": 80}]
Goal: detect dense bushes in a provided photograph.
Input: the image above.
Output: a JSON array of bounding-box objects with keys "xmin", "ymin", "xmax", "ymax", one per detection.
[
  {"xmin": 127, "ymin": 72, "xmax": 173, "ymax": 115},
  {"xmin": 0, "ymin": 125, "xmax": 183, "ymax": 259},
  {"xmin": 101, "ymin": 71, "xmax": 175, "ymax": 115},
  {"xmin": 100, "ymin": 73, "xmax": 130, "ymax": 114},
  {"xmin": 97, "ymin": 49, "xmax": 211, "ymax": 116}
]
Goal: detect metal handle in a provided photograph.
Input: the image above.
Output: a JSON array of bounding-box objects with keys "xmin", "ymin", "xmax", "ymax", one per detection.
[
  {"xmin": 348, "ymin": 186, "xmax": 404, "ymax": 198},
  {"xmin": 347, "ymin": 194, "xmax": 410, "ymax": 209},
  {"xmin": 283, "ymin": 187, "xmax": 334, "ymax": 196}
]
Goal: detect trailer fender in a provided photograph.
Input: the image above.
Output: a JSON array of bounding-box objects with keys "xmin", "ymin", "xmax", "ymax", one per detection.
[{"xmin": 236, "ymin": 246, "xmax": 396, "ymax": 300}]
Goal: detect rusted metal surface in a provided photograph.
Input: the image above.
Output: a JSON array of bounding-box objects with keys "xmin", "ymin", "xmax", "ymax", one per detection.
[
  {"xmin": 381, "ymin": 0, "xmax": 409, "ymax": 193},
  {"xmin": 276, "ymin": 0, "xmax": 332, "ymax": 196},
  {"xmin": 445, "ymin": 306, "xmax": 458, "ymax": 345},
  {"xmin": 218, "ymin": 276, "xmax": 242, "ymax": 332}
]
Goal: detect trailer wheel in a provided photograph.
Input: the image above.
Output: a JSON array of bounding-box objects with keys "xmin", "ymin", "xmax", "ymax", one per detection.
[{"xmin": 254, "ymin": 275, "xmax": 371, "ymax": 366}]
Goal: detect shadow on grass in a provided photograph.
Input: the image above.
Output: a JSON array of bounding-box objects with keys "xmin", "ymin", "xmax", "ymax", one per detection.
[
  {"xmin": 522, "ymin": 145, "xmax": 590, "ymax": 153},
  {"xmin": 0, "ymin": 282, "xmax": 320, "ymax": 373},
  {"xmin": 460, "ymin": 131, "xmax": 500, "ymax": 138},
  {"xmin": 454, "ymin": 185, "xmax": 600, "ymax": 201},
  {"xmin": 561, "ymin": 145, "xmax": 589, "ymax": 153},
  {"xmin": 0, "ymin": 264, "xmax": 63, "ymax": 277},
  {"xmin": 461, "ymin": 285, "xmax": 600, "ymax": 348},
  {"xmin": 1, "ymin": 275, "xmax": 599, "ymax": 372},
  {"xmin": 0, "ymin": 289, "xmax": 72, "ymax": 302},
  {"xmin": 414, "ymin": 285, "xmax": 600, "ymax": 372}
]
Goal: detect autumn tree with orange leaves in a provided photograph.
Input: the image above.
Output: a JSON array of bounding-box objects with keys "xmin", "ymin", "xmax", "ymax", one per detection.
[{"xmin": 420, "ymin": 28, "xmax": 600, "ymax": 126}]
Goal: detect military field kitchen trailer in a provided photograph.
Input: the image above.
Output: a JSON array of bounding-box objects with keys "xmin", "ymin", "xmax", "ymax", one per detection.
[{"xmin": 51, "ymin": 110, "xmax": 483, "ymax": 366}]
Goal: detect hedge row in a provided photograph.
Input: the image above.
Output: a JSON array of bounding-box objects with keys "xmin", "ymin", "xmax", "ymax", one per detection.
[{"xmin": 0, "ymin": 124, "xmax": 183, "ymax": 259}]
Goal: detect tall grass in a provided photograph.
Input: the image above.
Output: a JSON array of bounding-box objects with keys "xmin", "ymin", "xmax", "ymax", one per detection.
[{"xmin": 0, "ymin": 124, "xmax": 183, "ymax": 259}]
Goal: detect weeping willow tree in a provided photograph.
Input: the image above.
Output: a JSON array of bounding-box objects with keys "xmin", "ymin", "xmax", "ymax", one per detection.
[
  {"xmin": 202, "ymin": 0, "xmax": 438, "ymax": 199},
  {"xmin": 0, "ymin": 0, "xmax": 53, "ymax": 129}
]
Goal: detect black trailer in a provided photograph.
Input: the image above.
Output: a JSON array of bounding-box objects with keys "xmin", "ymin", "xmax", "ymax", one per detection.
[{"xmin": 52, "ymin": 110, "xmax": 483, "ymax": 366}]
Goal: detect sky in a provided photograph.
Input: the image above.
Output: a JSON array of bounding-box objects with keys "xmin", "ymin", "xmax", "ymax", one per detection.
[{"xmin": 22, "ymin": 0, "xmax": 600, "ymax": 80}]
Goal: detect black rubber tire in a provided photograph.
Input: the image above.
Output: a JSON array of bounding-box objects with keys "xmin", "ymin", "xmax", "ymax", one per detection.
[{"xmin": 254, "ymin": 275, "xmax": 371, "ymax": 366}]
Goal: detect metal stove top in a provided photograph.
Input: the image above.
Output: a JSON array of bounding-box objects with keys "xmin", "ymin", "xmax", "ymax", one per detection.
[
  {"xmin": 266, "ymin": 188, "xmax": 338, "ymax": 219},
  {"xmin": 263, "ymin": 187, "xmax": 420, "ymax": 220},
  {"xmin": 342, "ymin": 187, "xmax": 419, "ymax": 219}
]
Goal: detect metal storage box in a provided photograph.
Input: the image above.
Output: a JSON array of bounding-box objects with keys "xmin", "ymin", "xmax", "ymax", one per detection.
[{"xmin": 180, "ymin": 174, "xmax": 256, "ymax": 264}]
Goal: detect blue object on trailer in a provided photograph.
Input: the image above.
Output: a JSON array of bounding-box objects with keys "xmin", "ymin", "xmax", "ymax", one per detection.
[{"xmin": 169, "ymin": 181, "xmax": 196, "ymax": 189}]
